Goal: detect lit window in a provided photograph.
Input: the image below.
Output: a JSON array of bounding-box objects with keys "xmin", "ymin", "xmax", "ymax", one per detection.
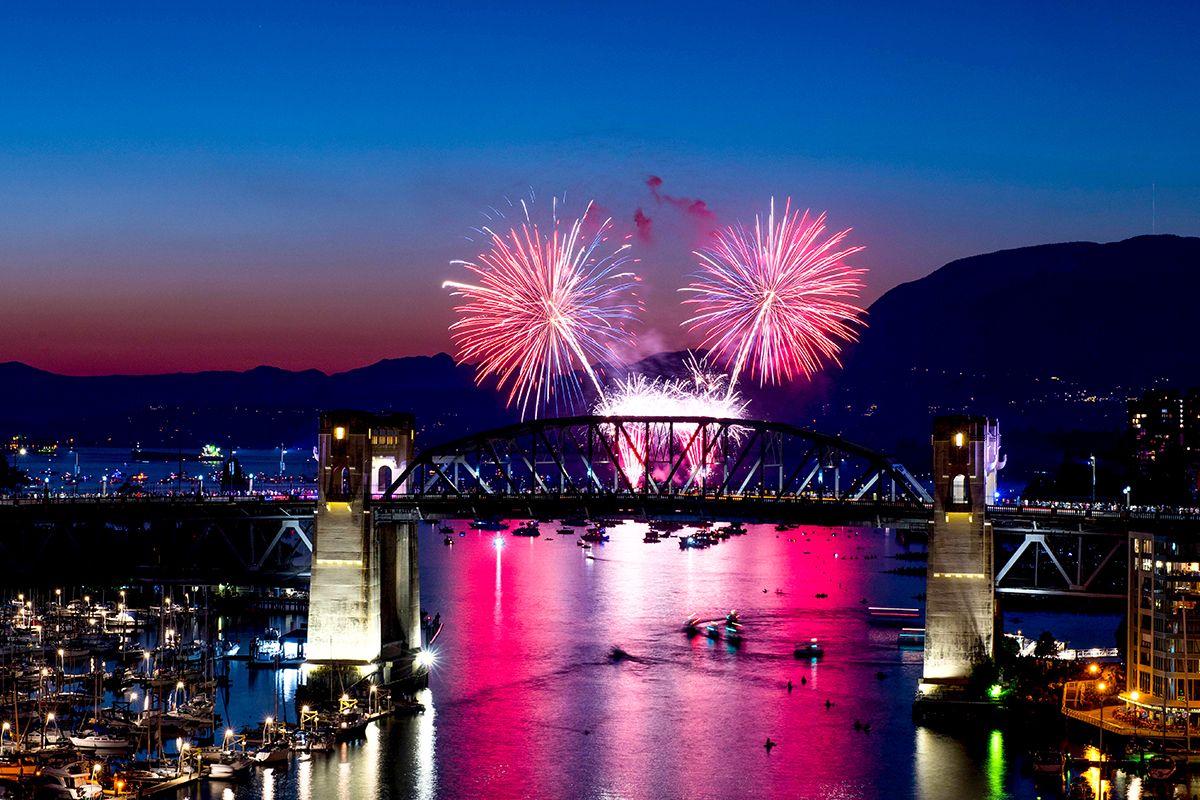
[
  {"xmin": 334, "ymin": 426, "xmax": 346, "ymax": 440},
  {"xmin": 954, "ymin": 432, "xmax": 964, "ymax": 448},
  {"xmin": 951, "ymin": 474, "xmax": 967, "ymax": 504}
]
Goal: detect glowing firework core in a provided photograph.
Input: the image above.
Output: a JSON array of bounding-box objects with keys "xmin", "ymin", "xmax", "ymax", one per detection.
[{"xmin": 595, "ymin": 357, "xmax": 748, "ymax": 488}]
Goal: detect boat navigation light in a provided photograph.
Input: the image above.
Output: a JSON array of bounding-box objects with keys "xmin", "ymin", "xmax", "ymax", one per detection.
[
  {"xmin": 493, "ymin": 536, "xmax": 505, "ymax": 549},
  {"xmin": 416, "ymin": 649, "xmax": 437, "ymax": 669}
]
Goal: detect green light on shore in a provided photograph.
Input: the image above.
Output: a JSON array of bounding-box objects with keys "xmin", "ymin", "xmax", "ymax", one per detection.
[{"xmin": 988, "ymin": 684, "xmax": 1002, "ymax": 699}]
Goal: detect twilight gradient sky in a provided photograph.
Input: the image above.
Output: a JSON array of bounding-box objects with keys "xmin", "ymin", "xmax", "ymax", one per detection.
[{"xmin": 2, "ymin": 2, "xmax": 1198, "ymax": 375}]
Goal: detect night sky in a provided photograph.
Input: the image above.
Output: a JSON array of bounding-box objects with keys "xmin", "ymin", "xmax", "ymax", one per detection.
[{"xmin": 2, "ymin": 2, "xmax": 1197, "ymax": 375}]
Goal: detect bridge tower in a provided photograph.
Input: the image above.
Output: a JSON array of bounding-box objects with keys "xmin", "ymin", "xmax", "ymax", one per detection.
[
  {"xmin": 306, "ymin": 411, "xmax": 421, "ymax": 672},
  {"xmin": 920, "ymin": 415, "xmax": 1003, "ymax": 693}
]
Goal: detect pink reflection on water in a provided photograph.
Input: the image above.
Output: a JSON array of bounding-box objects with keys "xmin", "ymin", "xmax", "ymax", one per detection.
[{"xmin": 420, "ymin": 521, "xmax": 920, "ymax": 799}]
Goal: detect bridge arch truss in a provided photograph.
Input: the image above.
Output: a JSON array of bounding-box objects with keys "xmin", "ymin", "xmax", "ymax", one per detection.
[{"xmin": 385, "ymin": 416, "xmax": 931, "ymax": 504}]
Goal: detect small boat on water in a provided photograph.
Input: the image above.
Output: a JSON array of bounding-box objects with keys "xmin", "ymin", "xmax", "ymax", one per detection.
[
  {"xmin": 250, "ymin": 628, "xmax": 283, "ymax": 667},
  {"xmin": 512, "ymin": 523, "xmax": 540, "ymax": 537},
  {"xmin": 334, "ymin": 712, "xmax": 370, "ymax": 742},
  {"xmin": 251, "ymin": 743, "xmax": 291, "ymax": 765},
  {"xmin": 67, "ymin": 730, "xmax": 135, "ymax": 751},
  {"xmin": 36, "ymin": 762, "xmax": 104, "ymax": 798},
  {"xmin": 471, "ymin": 520, "xmax": 508, "ymax": 531},
  {"xmin": 557, "ymin": 528, "xmax": 575, "ymax": 535},
  {"xmin": 438, "ymin": 525, "xmax": 454, "ymax": 534},
  {"xmin": 443, "ymin": 536, "xmax": 454, "ymax": 545},
  {"xmin": 725, "ymin": 622, "xmax": 743, "ymax": 646},
  {"xmin": 1030, "ymin": 750, "xmax": 1063, "ymax": 775},
  {"xmin": 208, "ymin": 755, "xmax": 252, "ymax": 780},
  {"xmin": 1147, "ymin": 755, "xmax": 1177, "ymax": 780},
  {"xmin": 642, "ymin": 531, "xmax": 660, "ymax": 543},
  {"xmin": 683, "ymin": 614, "xmax": 701, "ymax": 635},
  {"xmin": 580, "ymin": 529, "xmax": 610, "ymax": 543},
  {"xmin": 705, "ymin": 624, "xmax": 721, "ymax": 640},
  {"xmin": 794, "ymin": 638, "xmax": 824, "ymax": 659}
]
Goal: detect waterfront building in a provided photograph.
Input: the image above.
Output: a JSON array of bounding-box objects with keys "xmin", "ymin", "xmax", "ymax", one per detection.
[
  {"xmin": 1129, "ymin": 389, "xmax": 1184, "ymax": 467},
  {"xmin": 1127, "ymin": 530, "xmax": 1200, "ymax": 718}
]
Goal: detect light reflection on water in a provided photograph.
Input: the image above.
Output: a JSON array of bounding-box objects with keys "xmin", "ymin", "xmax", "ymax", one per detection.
[{"xmin": 189, "ymin": 522, "xmax": 1166, "ymax": 799}]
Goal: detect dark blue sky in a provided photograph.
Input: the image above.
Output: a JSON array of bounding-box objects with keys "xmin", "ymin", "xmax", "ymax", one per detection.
[{"xmin": 2, "ymin": 2, "xmax": 1197, "ymax": 373}]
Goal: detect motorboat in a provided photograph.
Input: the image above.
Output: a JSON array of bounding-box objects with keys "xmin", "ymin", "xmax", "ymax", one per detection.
[
  {"xmin": 1030, "ymin": 750, "xmax": 1064, "ymax": 775},
  {"xmin": 443, "ymin": 536, "xmax": 454, "ymax": 545},
  {"xmin": 556, "ymin": 528, "xmax": 575, "ymax": 535},
  {"xmin": 794, "ymin": 638, "xmax": 824, "ymax": 659},
  {"xmin": 250, "ymin": 628, "xmax": 282, "ymax": 667},
  {"xmin": 67, "ymin": 730, "xmax": 135, "ymax": 751},
  {"xmin": 705, "ymin": 624, "xmax": 721, "ymax": 640},
  {"xmin": 32, "ymin": 762, "xmax": 103, "ymax": 799},
  {"xmin": 438, "ymin": 525, "xmax": 454, "ymax": 534},
  {"xmin": 512, "ymin": 523, "xmax": 540, "ymax": 537},
  {"xmin": 251, "ymin": 743, "xmax": 290, "ymax": 765},
  {"xmin": 1147, "ymin": 756, "xmax": 1177, "ymax": 780},
  {"xmin": 334, "ymin": 712, "xmax": 369, "ymax": 742},
  {"xmin": 208, "ymin": 756, "xmax": 252, "ymax": 780},
  {"xmin": 580, "ymin": 529, "xmax": 610, "ymax": 543},
  {"xmin": 683, "ymin": 614, "xmax": 701, "ymax": 635},
  {"xmin": 470, "ymin": 520, "xmax": 508, "ymax": 531},
  {"xmin": 642, "ymin": 532, "xmax": 660, "ymax": 543},
  {"xmin": 725, "ymin": 623, "xmax": 743, "ymax": 646}
]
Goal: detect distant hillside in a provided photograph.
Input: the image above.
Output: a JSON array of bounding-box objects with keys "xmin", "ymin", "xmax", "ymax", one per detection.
[
  {"xmin": 829, "ymin": 234, "xmax": 1200, "ymax": 475},
  {"xmin": 0, "ymin": 354, "xmax": 515, "ymax": 449}
]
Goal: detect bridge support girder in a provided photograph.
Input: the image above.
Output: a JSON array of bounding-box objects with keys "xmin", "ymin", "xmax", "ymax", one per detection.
[{"xmin": 307, "ymin": 411, "xmax": 421, "ymax": 668}]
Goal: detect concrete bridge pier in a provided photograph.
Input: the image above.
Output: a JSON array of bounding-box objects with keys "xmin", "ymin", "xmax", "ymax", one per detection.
[
  {"xmin": 305, "ymin": 411, "xmax": 425, "ymax": 684},
  {"xmin": 917, "ymin": 415, "xmax": 1003, "ymax": 711}
]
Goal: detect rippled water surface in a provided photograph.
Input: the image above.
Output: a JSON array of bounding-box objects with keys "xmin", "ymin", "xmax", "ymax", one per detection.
[{"xmin": 184, "ymin": 521, "xmax": 1140, "ymax": 800}]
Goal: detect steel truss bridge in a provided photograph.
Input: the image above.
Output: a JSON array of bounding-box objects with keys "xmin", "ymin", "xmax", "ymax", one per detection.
[
  {"xmin": 2, "ymin": 415, "xmax": 1197, "ymax": 598},
  {"xmin": 381, "ymin": 415, "xmax": 932, "ymax": 505}
]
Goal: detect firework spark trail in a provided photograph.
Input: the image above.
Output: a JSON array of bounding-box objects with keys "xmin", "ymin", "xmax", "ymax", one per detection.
[
  {"xmin": 444, "ymin": 200, "xmax": 642, "ymax": 419},
  {"xmin": 595, "ymin": 358, "xmax": 748, "ymax": 487},
  {"xmin": 681, "ymin": 198, "xmax": 867, "ymax": 397}
]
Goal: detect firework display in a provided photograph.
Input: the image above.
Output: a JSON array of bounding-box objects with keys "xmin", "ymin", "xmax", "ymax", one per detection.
[
  {"xmin": 443, "ymin": 194, "xmax": 866, "ymax": 474},
  {"xmin": 594, "ymin": 357, "xmax": 748, "ymax": 487},
  {"xmin": 444, "ymin": 199, "xmax": 641, "ymax": 419},
  {"xmin": 681, "ymin": 198, "xmax": 866, "ymax": 392}
]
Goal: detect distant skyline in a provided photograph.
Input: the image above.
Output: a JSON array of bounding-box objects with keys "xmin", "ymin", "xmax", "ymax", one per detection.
[{"xmin": 2, "ymin": 2, "xmax": 1198, "ymax": 375}]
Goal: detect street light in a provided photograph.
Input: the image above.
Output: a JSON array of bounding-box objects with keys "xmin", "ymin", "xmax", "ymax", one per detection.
[
  {"xmin": 1097, "ymin": 681, "xmax": 1108, "ymax": 762},
  {"xmin": 1089, "ymin": 454, "xmax": 1096, "ymax": 504},
  {"xmin": 1124, "ymin": 486, "xmax": 1132, "ymax": 508}
]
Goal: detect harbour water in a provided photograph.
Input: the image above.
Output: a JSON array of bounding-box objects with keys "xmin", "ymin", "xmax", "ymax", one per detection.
[{"xmin": 165, "ymin": 521, "xmax": 1140, "ymax": 799}]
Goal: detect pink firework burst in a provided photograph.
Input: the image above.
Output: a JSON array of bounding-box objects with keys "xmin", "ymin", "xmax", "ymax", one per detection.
[
  {"xmin": 681, "ymin": 198, "xmax": 866, "ymax": 392},
  {"xmin": 444, "ymin": 199, "xmax": 642, "ymax": 419}
]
